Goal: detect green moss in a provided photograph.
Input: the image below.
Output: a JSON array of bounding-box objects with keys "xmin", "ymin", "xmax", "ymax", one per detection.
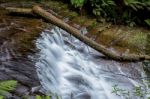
[
  {"xmin": 146, "ymin": 33, "xmax": 150, "ymax": 55},
  {"xmin": 128, "ymin": 32, "xmax": 147, "ymax": 50},
  {"xmin": 88, "ymin": 20, "xmax": 97, "ymax": 30},
  {"xmin": 68, "ymin": 12, "xmax": 79, "ymax": 19}
]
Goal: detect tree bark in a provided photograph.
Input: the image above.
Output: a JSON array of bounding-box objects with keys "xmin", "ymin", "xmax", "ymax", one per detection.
[
  {"xmin": 6, "ymin": 6, "xmax": 150, "ymax": 61},
  {"xmin": 6, "ymin": 7, "xmax": 33, "ymax": 15}
]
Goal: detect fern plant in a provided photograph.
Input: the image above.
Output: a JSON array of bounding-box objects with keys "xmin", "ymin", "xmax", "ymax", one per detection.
[
  {"xmin": 68, "ymin": 0, "xmax": 150, "ymax": 26},
  {"xmin": 0, "ymin": 96, "xmax": 3, "ymax": 99},
  {"xmin": 124, "ymin": 0, "xmax": 145, "ymax": 11},
  {"xmin": 35, "ymin": 94, "xmax": 60, "ymax": 99},
  {"xmin": 71, "ymin": 0, "xmax": 85, "ymax": 8},
  {"xmin": 0, "ymin": 80, "xmax": 17, "ymax": 98},
  {"xmin": 89, "ymin": 0, "xmax": 117, "ymax": 22},
  {"xmin": 145, "ymin": 19, "xmax": 150, "ymax": 26}
]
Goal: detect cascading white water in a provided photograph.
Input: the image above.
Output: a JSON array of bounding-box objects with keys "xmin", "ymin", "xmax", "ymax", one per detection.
[{"xmin": 35, "ymin": 27, "xmax": 146, "ymax": 99}]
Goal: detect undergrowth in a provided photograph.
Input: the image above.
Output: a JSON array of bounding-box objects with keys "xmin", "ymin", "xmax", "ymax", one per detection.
[
  {"xmin": 0, "ymin": 80, "xmax": 17, "ymax": 98},
  {"xmin": 69, "ymin": 0, "xmax": 150, "ymax": 26}
]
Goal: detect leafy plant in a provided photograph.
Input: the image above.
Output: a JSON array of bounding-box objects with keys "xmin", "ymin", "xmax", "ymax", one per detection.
[
  {"xmin": 35, "ymin": 94, "xmax": 60, "ymax": 99},
  {"xmin": 90, "ymin": 0, "xmax": 116, "ymax": 17},
  {"xmin": 112, "ymin": 84, "xmax": 150, "ymax": 99},
  {"xmin": 124, "ymin": 0, "xmax": 144, "ymax": 11},
  {"xmin": 112, "ymin": 85, "xmax": 130, "ymax": 98},
  {"xmin": 0, "ymin": 96, "xmax": 4, "ymax": 99},
  {"xmin": 36, "ymin": 95, "xmax": 51, "ymax": 99},
  {"xmin": 0, "ymin": 80, "xmax": 17, "ymax": 98},
  {"xmin": 145, "ymin": 19, "xmax": 150, "ymax": 26},
  {"xmin": 71, "ymin": 0, "xmax": 85, "ymax": 8},
  {"xmin": 68, "ymin": 0, "xmax": 150, "ymax": 26}
]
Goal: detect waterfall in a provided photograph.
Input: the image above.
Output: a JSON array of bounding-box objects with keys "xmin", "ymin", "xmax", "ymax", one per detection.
[{"xmin": 35, "ymin": 27, "xmax": 146, "ymax": 99}]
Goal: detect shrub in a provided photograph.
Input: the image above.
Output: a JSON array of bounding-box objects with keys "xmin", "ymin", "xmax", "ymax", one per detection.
[{"xmin": 69, "ymin": 0, "xmax": 150, "ymax": 26}]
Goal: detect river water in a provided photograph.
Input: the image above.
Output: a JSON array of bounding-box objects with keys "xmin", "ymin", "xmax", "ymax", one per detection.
[{"xmin": 35, "ymin": 27, "xmax": 148, "ymax": 99}]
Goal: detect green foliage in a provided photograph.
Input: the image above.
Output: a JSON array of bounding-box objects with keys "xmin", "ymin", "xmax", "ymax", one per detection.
[
  {"xmin": 90, "ymin": 0, "xmax": 116, "ymax": 17},
  {"xmin": 124, "ymin": 0, "xmax": 145, "ymax": 11},
  {"xmin": 69, "ymin": 0, "xmax": 150, "ymax": 26},
  {"xmin": 91, "ymin": 21, "xmax": 97, "ymax": 27},
  {"xmin": 22, "ymin": 94, "xmax": 57, "ymax": 99},
  {"xmin": 0, "ymin": 80, "xmax": 17, "ymax": 99},
  {"xmin": 35, "ymin": 94, "xmax": 60, "ymax": 99},
  {"xmin": 0, "ymin": 80, "xmax": 17, "ymax": 95},
  {"xmin": 36, "ymin": 95, "xmax": 42, "ymax": 99},
  {"xmin": 127, "ymin": 32, "xmax": 147, "ymax": 49},
  {"xmin": 145, "ymin": 19, "xmax": 150, "ymax": 26},
  {"xmin": 133, "ymin": 86, "xmax": 145, "ymax": 97},
  {"xmin": 112, "ymin": 84, "xmax": 150, "ymax": 99},
  {"xmin": 0, "ymin": 96, "xmax": 4, "ymax": 99},
  {"xmin": 36, "ymin": 95, "xmax": 51, "ymax": 99},
  {"xmin": 112, "ymin": 85, "xmax": 130, "ymax": 98},
  {"xmin": 71, "ymin": 0, "xmax": 85, "ymax": 8}
]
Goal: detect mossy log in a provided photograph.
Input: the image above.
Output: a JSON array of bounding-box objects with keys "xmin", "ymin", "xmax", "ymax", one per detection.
[{"xmin": 6, "ymin": 6, "xmax": 150, "ymax": 61}]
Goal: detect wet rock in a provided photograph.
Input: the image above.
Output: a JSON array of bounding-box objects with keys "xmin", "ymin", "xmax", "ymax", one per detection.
[
  {"xmin": 2, "ymin": 92, "xmax": 12, "ymax": 98},
  {"xmin": 14, "ymin": 84, "xmax": 29, "ymax": 96},
  {"xmin": 0, "ymin": 5, "xmax": 46, "ymax": 98},
  {"xmin": 0, "ymin": 71, "xmax": 12, "ymax": 80},
  {"xmin": 31, "ymin": 86, "xmax": 42, "ymax": 94},
  {"xmin": 2, "ymin": 59, "xmax": 40, "ymax": 87},
  {"xmin": 73, "ymin": 92, "xmax": 91, "ymax": 99}
]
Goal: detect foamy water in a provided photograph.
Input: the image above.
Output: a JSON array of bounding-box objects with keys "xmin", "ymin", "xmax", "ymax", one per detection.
[{"xmin": 35, "ymin": 27, "xmax": 147, "ymax": 99}]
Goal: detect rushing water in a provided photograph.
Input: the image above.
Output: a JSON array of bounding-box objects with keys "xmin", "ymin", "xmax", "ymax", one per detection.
[{"xmin": 35, "ymin": 27, "xmax": 147, "ymax": 99}]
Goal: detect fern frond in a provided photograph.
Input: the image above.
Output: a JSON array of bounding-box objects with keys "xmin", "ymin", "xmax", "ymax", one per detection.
[
  {"xmin": 123, "ymin": 0, "xmax": 147, "ymax": 11},
  {"xmin": 36, "ymin": 95, "xmax": 42, "ymax": 99},
  {"xmin": 45, "ymin": 95, "xmax": 51, "ymax": 99},
  {"xmin": 0, "ymin": 80, "xmax": 17, "ymax": 93},
  {"xmin": 145, "ymin": 19, "xmax": 150, "ymax": 26},
  {"xmin": 0, "ymin": 95, "xmax": 4, "ymax": 99}
]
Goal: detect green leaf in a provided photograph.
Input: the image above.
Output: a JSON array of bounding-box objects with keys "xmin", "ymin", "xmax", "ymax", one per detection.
[
  {"xmin": 0, "ymin": 96, "xmax": 4, "ymax": 99},
  {"xmin": 36, "ymin": 95, "xmax": 42, "ymax": 99},
  {"xmin": 45, "ymin": 95, "xmax": 51, "ymax": 99},
  {"xmin": 71, "ymin": 0, "xmax": 85, "ymax": 8},
  {"xmin": 0, "ymin": 80, "xmax": 17, "ymax": 92},
  {"xmin": 0, "ymin": 89, "xmax": 8, "ymax": 96},
  {"xmin": 0, "ymin": 80, "xmax": 17, "ymax": 98},
  {"xmin": 145, "ymin": 19, "xmax": 150, "ymax": 26}
]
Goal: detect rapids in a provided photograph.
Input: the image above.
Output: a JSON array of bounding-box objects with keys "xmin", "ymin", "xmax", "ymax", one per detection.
[{"xmin": 35, "ymin": 27, "xmax": 147, "ymax": 99}]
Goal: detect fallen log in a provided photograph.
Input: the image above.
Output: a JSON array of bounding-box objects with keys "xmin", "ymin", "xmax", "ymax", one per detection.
[
  {"xmin": 6, "ymin": 7, "xmax": 33, "ymax": 15},
  {"xmin": 6, "ymin": 6, "xmax": 150, "ymax": 61}
]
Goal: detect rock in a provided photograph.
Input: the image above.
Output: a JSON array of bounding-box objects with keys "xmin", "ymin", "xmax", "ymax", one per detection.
[
  {"xmin": 2, "ymin": 59, "xmax": 40, "ymax": 87},
  {"xmin": 31, "ymin": 86, "xmax": 42, "ymax": 94},
  {"xmin": 14, "ymin": 84, "xmax": 29, "ymax": 96},
  {"xmin": 0, "ymin": 6, "xmax": 44, "ymax": 98}
]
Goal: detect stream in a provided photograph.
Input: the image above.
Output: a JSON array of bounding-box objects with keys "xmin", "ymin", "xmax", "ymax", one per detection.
[
  {"xmin": 35, "ymin": 27, "xmax": 147, "ymax": 99},
  {"xmin": 0, "ymin": 1, "xmax": 149, "ymax": 98}
]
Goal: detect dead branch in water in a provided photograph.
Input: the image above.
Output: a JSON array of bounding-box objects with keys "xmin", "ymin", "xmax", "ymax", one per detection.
[{"xmin": 6, "ymin": 6, "xmax": 150, "ymax": 61}]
